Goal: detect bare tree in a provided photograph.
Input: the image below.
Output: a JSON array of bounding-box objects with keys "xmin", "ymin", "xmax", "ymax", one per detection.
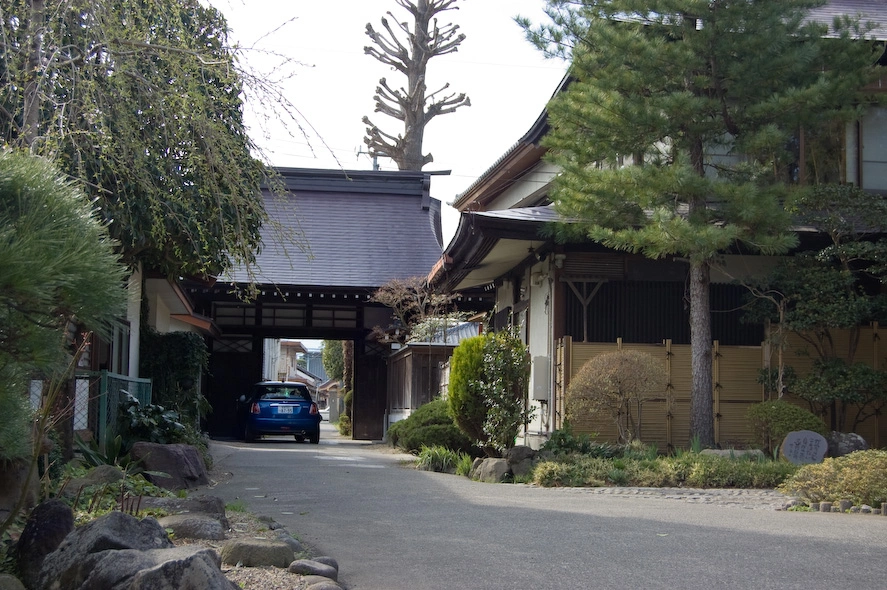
[{"xmin": 363, "ymin": 0, "xmax": 470, "ymax": 170}]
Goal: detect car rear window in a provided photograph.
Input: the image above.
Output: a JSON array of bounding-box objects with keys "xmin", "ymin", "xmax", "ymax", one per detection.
[{"xmin": 256, "ymin": 385, "xmax": 312, "ymax": 401}]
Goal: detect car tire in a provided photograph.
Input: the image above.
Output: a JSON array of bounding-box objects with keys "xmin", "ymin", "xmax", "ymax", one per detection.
[
  {"xmin": 309, "ymin": 431, "xmax": 320, "ymax": 444},
  {"xmin": 294, "ymin": 435, "xmax": 305, "ymax": 442},
  {"xmin": 244, "ymin": 424, "xmax": 257, "ymax": 443}
]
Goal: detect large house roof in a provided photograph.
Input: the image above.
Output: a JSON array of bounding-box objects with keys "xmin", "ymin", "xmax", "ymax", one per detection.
[
  {"xmin": 808, "ymin": 1, "xmax": 887, "ymax": 39},
  {"xmin": 224, "ymin": 168, "xmax": 443, "ymax": 289}
]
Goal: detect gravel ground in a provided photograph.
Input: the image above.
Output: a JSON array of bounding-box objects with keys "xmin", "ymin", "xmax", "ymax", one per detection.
[{"xmin": 172, "ymin": 509, "xmax": 308, "ymax": 590}]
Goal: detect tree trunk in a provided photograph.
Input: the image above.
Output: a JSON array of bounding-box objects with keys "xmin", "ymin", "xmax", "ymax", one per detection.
[
  {"xmin": 689, "ymin": 260, "xmax": 715, "ymax": 447},
  {"xmin": 23, "ymin": 0, "xmax": 45, "ymax": 148}
]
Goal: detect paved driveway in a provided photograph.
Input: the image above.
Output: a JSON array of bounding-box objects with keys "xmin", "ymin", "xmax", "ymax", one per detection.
[{"xmin": 207, "ymin": 426, "xmax": 887, "ymax": 590}]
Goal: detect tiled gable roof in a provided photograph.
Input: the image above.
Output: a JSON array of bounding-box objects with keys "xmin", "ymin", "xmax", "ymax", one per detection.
[{"xmin": 225, "ymin": 168, "xmax": 443, "ymax": 289}]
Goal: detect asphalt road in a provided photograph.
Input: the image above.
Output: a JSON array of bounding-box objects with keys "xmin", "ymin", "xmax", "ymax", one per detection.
[{"xmin": 207, "ymin": 424, "xmax": 887, "ymax": 590}]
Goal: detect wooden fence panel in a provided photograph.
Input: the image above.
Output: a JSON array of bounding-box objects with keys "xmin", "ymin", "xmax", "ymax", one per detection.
[{"xmin": 556, "ymin": 328, "xmax": 886, "ymax": 451}]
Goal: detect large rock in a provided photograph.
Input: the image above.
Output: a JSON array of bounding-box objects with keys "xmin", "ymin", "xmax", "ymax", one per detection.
[
  {"xmin": 219, "ymin": 538, "xmax": 294, "ymax": 568},
  {"xmin": 779, "ymin": 430, "xmax": 828, "ymax": 465},
  {"xmin": 288, "ymin": 558, "xmax": 338, "ymax": 580},
  {"xmin": 0, "ymin": 574, "xmax": 26, "ymax": 590},
  {"xmin": 15, "ymin": 499, "xmax": 74, "ymax": 589},
  {"xmin": 129, "ymin": 442, "xmax": 209, "ymax": 491},
  {"xmin": 156, "ymin": 513, "xmax": 225, "ymax": 541},
  {"xmin": 826, "ymin": 431, "xmax": 869, "ymax": 458},
  {"xmin": 136, "ymin": 495, "xmax": 228, "ymax": 529},
  {"xmin": 471, "ymin": 458, "xmax": 511, "ymax": 483},
  {"xmin": 504, "ymin": 446, "xmax": 537, "ymax": 478},
  {"xmin": 37, "ymin": 511, "xmax": 173, "ymax": 590},
  {"xmin": 76, "ymin": 546, "xmax": 236, "ymax": 590},
  {"xmin": 504, "ymin": 445, "xmax": 536, "ymax": 465}
]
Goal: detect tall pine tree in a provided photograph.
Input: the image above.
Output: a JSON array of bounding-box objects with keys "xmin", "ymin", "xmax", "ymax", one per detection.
[{"xmin": 520, "ymin": 0, "xmax": 882, "ymax": 445}]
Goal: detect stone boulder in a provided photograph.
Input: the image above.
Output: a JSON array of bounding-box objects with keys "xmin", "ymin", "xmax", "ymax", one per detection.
[
  {"xmin": 135, "ymin": 495, "xmax": 229, "ymax": 529},
  {"xmin": 505, "ymin": 445, "xmax": 537, "ymax": 478},
  {"xmin": 219, "ymin": 538, "xmax": 294, "ymax": 568},
  {"xmin": 301, "ymin": 576, "xmax": 345, "ymax": 590},
  {"xmin": 274, "ymin": 530, "xmax": 305, "ymax": 554},
  {"xmin": 0, "ymin": 574, "xmax": 26, "ymax": 590},
  {"xmin": 67, "ymin": 546, "xmax": 236, "ymax": 590},
  {"xmin": 779, "ymin": 430, "xmax": 828, "ymax": 465},
  {"xmin": 36, "ymin": 511, "xmax": 173, "ymax": 590},
  {"xmin": 288, "ymin": 558, "xmax": 338, "ymax": 580},
  {"xmin": 471, "ymin": 458, "xmax": 510, "ymax": 483},
  {"xmin": 826, "ymin": 431, "xmax": 869, "ymax": 458},
  {"xmin": 156, "ymin": 513, "xmax": 225, "ymax": 541},
  {"xmin": 15, "ymin": 499, "xmax": 74, "ymax": 589},
  {"xmin": 129, "ymin": 442, "xmax": 209, "ymax": 491}
]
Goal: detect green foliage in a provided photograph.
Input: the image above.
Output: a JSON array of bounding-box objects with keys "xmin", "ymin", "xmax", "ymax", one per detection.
[
  {"xmin": 778, "ymin": 450, "xmax": 887, "ymax": 507},
  {"xmin": 744, "ymin": 184, "xmax": 887, "ymax": 430},
  {"xmin": 387, "ymin": 398, "xmax": 477, "ymax": 455},
  {"xmin": 447, "ymin": 335, "xmax": 487, "ymax": 444},
  {"xmin": 337, "ymin": 414, "xmax": 352, "ymax": 437},
  {"xmin": 76, "ymin": 435, "xmax": 132, "ymax": 470},
  {"xmin": 139, "ymin": 329, "xmax": 209, "ymax": 425},
  {"xmin": 746, "ymin": 400, "xmax": 828, "ymax": 455},
  {"xmin": 117, "ymin": 393, "xmax": 186, "ymax": 452},
  {"xmin": 567, "ymin": 350, "xmax": 666, "ymax": 444},
  {"xmin": 0, "ymin": 0, "xmax": 274, "ymax": 279},
  {"xmin": 478, "ymin": 329, "xmax": 532, "ymax": 454},
  {"xmin": 226, "ymin": 500, "xmax": 248, "ymax": 513},
  {"xmin": 532, "ymin": 451, "xmax": 798, "ymax": 489},
  {"xmin": 415, "ymin": 445, "xmax": 469, "ymax": 474},
  {"xmin": 321, "ymin": 341, "xmax": 345, "ymax": 381},
  {"xmin": 447, "ymin": 329, "xmax": 532, "ymax": 455},
  {"xmin": 541, "ymin": 423, "xmax": 617, "ymax": 458},
  {"xmin": 0, "ymin": 151, "xmax": 127, "ymax": 463},
  {"xmin": 0, "ymin": 377, "xmax": 33, "ymax": 463},
  {"xmin": 455, "ymin": 452, "xmax": 474, "ymax": 477},
  {"xmin": 794, "ymin": 359, "xmax": 887, "ymax": 432}
]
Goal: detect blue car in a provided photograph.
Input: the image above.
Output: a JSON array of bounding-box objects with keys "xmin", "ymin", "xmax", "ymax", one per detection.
[{"xmin": 238, "ymin": 381, "xmax": 321, "ymax": 443}]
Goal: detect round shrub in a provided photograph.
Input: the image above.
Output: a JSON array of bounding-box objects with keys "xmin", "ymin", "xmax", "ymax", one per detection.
[
  {"xmin": 777, "ymin": 449, "xmax": 887, "ymax": 506},
  {"xmin": 746, "ymin": 399, "xmax": 827, "ymax": 455},
  {"xmin": 566, "ymin": 350, "xmax": 666, "ymax": 444},
  {"xmin": 388, "ymin": 398, "xmax": 477, "ymax": 455}
]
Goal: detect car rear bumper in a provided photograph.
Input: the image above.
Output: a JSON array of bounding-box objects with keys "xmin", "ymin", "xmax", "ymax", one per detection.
[{"xmin": 248, "ymin": 417, "xmax": 320, "ymax": 436}]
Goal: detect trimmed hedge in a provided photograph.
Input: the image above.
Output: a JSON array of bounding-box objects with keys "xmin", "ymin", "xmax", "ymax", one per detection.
[
  {"xmin": 746, "ymin": 399, "xmax": 827, "ymax": 455},
  {"xmin": 388, "ymin": 398, "xmax": 478, "ymax": 455}
]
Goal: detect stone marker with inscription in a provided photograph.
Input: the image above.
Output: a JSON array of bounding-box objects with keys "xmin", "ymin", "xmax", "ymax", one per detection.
[{"xmin": 780, "ymin": 430, "xmax": 828, "ymax": 464}]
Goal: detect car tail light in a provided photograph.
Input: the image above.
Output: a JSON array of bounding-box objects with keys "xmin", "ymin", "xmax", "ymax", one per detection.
[
  {"xmin": 310, "ymin": 403, "xmax": 319, "ymax": 415},
  {"xmin": 250, "ymin": 402, "xmax": 260, "ymax": 414}
]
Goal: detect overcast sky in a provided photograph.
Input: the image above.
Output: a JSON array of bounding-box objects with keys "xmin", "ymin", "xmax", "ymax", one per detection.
[{"xmin": 208, "ymin": 0, "xmax": 567, "ymax": 244}]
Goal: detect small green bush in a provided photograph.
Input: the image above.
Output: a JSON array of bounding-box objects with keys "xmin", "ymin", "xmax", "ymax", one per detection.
[
  {"xmin": 416, "ymin": 445, "xmax": 465, "ymax": 473},
  {"xmin": 777, "ymin": 449, "xmax": 887, "ymax": 506},
  {"xmin": 541, "ymin": 423, "xmax": 618, "ymax": 458},
  {"xmin": 455, "ymin": 453, "xmax": 474, "ymax": 477},
  {"xmin": 337, "ymin": 414, "xmax": 352, "ymax": 437},
  {"xmin": 447, "ymin": 335, "xmax": 489, "ymax": 445},
  {"xmin": 746, "ymin": 399, "xmax": 827, "ymax": 455},
  {"xmin": 531, "ymin": 452, "xmax": 798, "ymax": 489},
  {"xmin": 387, "ymin": 398, "xmax": 477, "ymax": 455}
]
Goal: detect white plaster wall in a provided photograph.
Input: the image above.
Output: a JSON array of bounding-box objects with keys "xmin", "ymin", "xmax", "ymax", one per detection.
[
  {"xmin": 524, "ymin": 259, "xmax": 554, "ymax": 449},
  {"xmin": 485, "ymin": 161, "xmax": 558, "ymax": 211}
]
